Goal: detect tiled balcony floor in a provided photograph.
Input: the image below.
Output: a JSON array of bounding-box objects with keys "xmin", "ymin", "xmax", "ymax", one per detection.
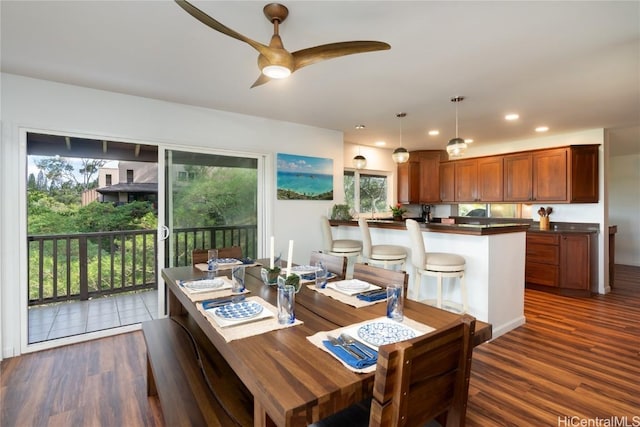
[{"xmin": 28, "ymin": 289, "xmax": 159, "ymax": 344}]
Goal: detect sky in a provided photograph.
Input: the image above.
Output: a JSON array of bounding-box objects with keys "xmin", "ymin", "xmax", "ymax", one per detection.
[{"xmin": 276, "ymin": 153, "xmax": 333, "ymax": 175}]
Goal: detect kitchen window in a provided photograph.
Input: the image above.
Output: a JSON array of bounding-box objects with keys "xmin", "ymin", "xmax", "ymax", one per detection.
[
  {"xmin": 459, "ymin": 203, "xmax": 522, "ymax": 218},
  {"xmin": 344, "ymin": 170, "xmax": 390, "ymax": 215}
]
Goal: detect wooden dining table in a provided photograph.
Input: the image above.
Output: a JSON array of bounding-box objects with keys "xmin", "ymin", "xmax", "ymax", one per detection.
[{"xmin": 162, "ymin": 261, "xmax": 492, "ymax": 427}]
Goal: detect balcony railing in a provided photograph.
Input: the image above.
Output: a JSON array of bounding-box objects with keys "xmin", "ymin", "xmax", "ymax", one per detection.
[{"xmin": 28, "ymin": 225, "xmax": 257, "ymax": 306}]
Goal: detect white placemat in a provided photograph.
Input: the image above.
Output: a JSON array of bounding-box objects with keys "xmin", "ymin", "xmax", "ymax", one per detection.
[
  {"xmin": 307, "ymin": 316, "xmax": 435, "ymax": 374},
  {"xmin": 179, "ymin": 276, "xmax": 249, "ymax": 303},
  {"xmin": 195, "ymin": 261, "xmax": 261, "ymax": 272},
  {"xmin": 197, "ymin": 296, "xmax": 303, "ymax": 342},
  {"xmin": 307, "ymin": 285, "xmax": 385, "ymax": 308}
]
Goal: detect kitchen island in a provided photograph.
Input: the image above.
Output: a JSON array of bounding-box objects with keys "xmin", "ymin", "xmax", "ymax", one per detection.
[{"xmin": 330, "ymin": 219, "xmax": 530, "ymax": 338}]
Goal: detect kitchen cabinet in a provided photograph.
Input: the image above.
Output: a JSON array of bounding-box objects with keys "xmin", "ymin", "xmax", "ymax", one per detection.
[
  {"xmin": 526, "ymin": 231, "xmax": 597, "ymax": 295},
  {"xmin": 455, "ymin": 159, "xmax": 478, "ymax": 202},
  {"xmin": 504, "ymin": 145, "xmax": 599, "ymax": 203},
  {"xmin": 397, "ymin": 160, "xmax": 420, "ymax": 204},
  {"xmin": 439, "ymin": 162, "xmax": 455, "ymax": 203},
  {"xmin": 397, "ymin": 150, "xmax": 445, "ymax": 204},
  {"xmin": 477, "ymin": 156, "xmax": 503, "ymax": 201}
]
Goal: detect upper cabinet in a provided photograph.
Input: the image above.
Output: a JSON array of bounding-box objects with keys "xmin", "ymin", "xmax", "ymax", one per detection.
[
  {"xmin": 398, "ymin": 150, "xmax": 446, "ymax": 204},
  {"xmin": 439, "ymin": 145, "xmax": 599, "ymax": 204},
  {"xmin": 504, "ymin": 145, "xmax": 599, "ymax": 203}
]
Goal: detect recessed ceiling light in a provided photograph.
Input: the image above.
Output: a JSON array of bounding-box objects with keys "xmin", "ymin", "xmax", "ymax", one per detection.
[
  {"xmin": 505, "ymin": 113, "xmax": 519, "ymax": 121},
  {"xmin": 355, "ymin": 124, "xmax": 366, "ymax": 130},
  {"xmin": 464, "ymin": 139, "xmax": 474, "ymax": 143},
  {"xmin": 374, "ymin": 140, "xmax": 386, "ymax": 146},
  {"xmin": 535, "ymin": 126, "xmax": 549, "ymax": 132},
  {"xmin": 428, "ymin": 130, "xmax": 440, "ymax": 136}
]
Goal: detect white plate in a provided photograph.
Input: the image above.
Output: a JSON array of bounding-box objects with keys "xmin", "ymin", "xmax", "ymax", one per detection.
[
  {"xmin": 291, "ymin": 265, "xmax": 320, "ymax": 275},
  {"xmin": 214, "ymin": 301, "xmax": 263, "ymax": 320},
  {"xmin": 357, "ymin": 321, "xmax": 417, "ymax": 348},
  {"xmin": 327, "ymin": 280, "xmax": 380, "ymax": 296},
  {"xmin": 184, "ymin": 278, "xmax": 225, "ymax": 291}
]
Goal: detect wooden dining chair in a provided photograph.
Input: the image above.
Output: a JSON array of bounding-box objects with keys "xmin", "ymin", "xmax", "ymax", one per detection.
[
  {"xmin": 312, "ymin": 315, "xmax": 476, "ymax": 427},
  {"xmin": 352, "ymin": 263, "xmax": 408, "ymax": 293},
  {"xmin": 191, "ymin": 246, "xmax": 243, "ymax": 265},
  {"xmin": 310, "ymin": 251, "xmax": 348, "ymax": 279}
]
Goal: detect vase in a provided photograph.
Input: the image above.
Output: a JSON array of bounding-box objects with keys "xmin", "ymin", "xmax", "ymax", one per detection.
[
  {"xmin": 260, "ymin": 267, "xmax": 280, "ymax": 285},
  {"xmin": 539, "ymin": 216, "xmax": 550, "ymax": 230}
]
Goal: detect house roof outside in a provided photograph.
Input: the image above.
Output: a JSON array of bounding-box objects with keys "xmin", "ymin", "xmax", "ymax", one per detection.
[{"xmin": 96, "ymin": 183, "xmax": 158, "ymax": 195}]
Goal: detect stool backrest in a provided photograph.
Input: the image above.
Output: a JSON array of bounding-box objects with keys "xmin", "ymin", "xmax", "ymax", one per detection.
[
  {"xmin": 406, "ymin": 219, "xmax": 426, "ymax": 268},
  {"xmin": 357, "ymin": 218, "xmax": 373, "ymax": 258},
  {"xmin": 320, "ymin": 216, "xmax": 335, "ymax": 252}
]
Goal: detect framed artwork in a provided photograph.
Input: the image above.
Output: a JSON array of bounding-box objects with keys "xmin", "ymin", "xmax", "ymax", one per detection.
[{"xmin": 277, "ymin": 153, "xmax": 333, "ymax": 200}]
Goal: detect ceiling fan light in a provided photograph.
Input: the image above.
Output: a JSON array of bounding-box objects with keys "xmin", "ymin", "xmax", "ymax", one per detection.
[
  {"xmin": 353, "ymin": 154, "xmax": 367, "ymax": 169},
  {"xmin": 262, "ymin": 65, "xmax": 291, "ymax": 79},
  {"xmin": 392, "ymin": 147, "xmax": 410, "ymax": 163},
  {"xmin": 446, "ymin": 138, "xmax": 467, "ymax": 157}
]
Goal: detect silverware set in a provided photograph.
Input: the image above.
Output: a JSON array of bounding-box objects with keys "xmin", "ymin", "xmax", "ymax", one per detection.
[{"xmin": 327, "ymin": 333, "xmax": 375, "ymax": 360}]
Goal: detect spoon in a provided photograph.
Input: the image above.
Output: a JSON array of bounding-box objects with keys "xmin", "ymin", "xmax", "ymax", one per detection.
[
  {"xmin": 339, "ymin": 333, "xmax": 375, "ymax": 358},
  {"xmin": 327, "ymin": 335, "xmax": 363, "ymax": 360}
]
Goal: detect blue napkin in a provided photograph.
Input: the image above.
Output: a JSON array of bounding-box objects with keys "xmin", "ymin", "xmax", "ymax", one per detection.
[
  {"xmin": 301, "ymin": 272, "xmax": 336, "ymax": 281},
  {"xmin": 322, "ymin": 340, "xmax": 378, "ymax": 369},
  {"xmin": 356, "ymin": 291, "xmax": 387, "ymax": 302}
]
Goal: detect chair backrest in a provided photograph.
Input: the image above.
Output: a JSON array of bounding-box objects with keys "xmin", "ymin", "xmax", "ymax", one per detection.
[
  {"xmin": 352, "ymin": 263, "xmax": 408, "ymax": 292},
  {"xmin": 320, "ymin": 215, "xmax": 335, "ymax": 252},
  {"xmin": 406, "ymin": 219, "xmax": 426, "ymax": 269},
  {"xmin": 309, "ymin": 251, "xmax": 347, "ymax": 280},
  {"xmin": 369, "ymin": 315, "xmax": 476, "ymax": 427},
  {"xmin": 191, "ymin": 246, "xmax": 243, "ymax": 266},
  {"xmin": 357, "ymin": 218, "xmax": 373, "ymax": 258}
]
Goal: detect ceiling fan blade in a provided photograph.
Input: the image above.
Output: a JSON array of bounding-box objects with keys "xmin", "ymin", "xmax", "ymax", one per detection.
[
  {"xmin": 175, "ymin": 0, "xmax": 271, "ymax": 56},
  {"xmin": 250, "ymin": 73, "xmax": 272, "ymax": 88},
  {"xmin": 292, "ymin": 41, "xmax": 391, "ymax": 71}
]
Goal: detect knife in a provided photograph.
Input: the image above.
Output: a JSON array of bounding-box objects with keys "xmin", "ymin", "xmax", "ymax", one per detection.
[{"xmin": 202, "ymin": 295, "xmax": 246, "ymax": 310}]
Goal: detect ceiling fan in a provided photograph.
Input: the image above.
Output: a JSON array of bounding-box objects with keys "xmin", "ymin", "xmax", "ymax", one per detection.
[{"xmin": 175, "ymin": 0, "xmax": 391, "ymax": 88}]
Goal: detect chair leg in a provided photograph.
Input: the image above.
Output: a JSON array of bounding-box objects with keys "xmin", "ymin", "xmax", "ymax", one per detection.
[
  {"xmin": 436, "ymin": 273, "xmax": 443, "ymax": 309},
  {"xmin": 460, "ymin": 271, "xmax": 467, "ymax": 313}
]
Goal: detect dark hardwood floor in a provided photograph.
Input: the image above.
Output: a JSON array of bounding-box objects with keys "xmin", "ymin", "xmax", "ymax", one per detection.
[{"xmin": 2, "ymin": 265, "xmax": 639, "ymax": 427}]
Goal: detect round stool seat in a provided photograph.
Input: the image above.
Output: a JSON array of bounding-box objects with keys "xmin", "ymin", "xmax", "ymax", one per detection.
[
  {"xmin": 425, "ymin": 252, "xmax": 466, "ymax": 272},
  {"xmin": 371, "ymin": 244, "xmax": 407, "ymax": 260},
  {"xmin": 332, "ymin": 239, "xmax": 362, "ymax": 253}
]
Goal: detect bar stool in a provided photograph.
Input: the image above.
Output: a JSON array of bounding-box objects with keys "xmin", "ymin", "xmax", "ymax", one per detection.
[
  {"xmin": 406, "ymin": 219, "xmax": 467, "ymax": 313},
  {"xmin": 320, "ymin": 215, "xmax": 362, "ymax": 259},
  {"xmin": 358, "ymin": 218, "xmax": 407, "ymax": 270}
]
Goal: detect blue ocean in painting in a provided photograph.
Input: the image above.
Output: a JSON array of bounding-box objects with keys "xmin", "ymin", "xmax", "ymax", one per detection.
[{"xmin": 277, "ymin": 171, "xmax": 333, "ymax": 196}]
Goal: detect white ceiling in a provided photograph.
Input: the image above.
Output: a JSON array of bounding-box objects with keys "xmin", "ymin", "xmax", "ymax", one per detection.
[{"xmin": 2, "ymin": 1, "xmax": 639, "ymax": 155}]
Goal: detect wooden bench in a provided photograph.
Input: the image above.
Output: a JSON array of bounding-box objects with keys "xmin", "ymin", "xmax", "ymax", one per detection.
[{"xmin": 142, "ymin": 317, "xmax": 253, "ymax": 427}]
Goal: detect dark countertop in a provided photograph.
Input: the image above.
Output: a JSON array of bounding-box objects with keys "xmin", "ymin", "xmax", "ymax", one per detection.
[{"xmin": 329, "ymin": 219, "xmax": 530, "ymax": 236}]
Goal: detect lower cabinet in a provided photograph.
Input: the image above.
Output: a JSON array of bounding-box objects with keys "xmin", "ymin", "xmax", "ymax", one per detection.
[{"xmin": 525, "ymin": 231, "xmax": 597, "ymax": 295}]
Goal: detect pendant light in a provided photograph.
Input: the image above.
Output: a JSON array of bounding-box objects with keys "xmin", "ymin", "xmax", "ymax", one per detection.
[
  {"xmin": 352, "ymin": 146, "xmax": 367, "ymax": 169},
  {"xmin": 446, "ymin": 96, "xmax": 467, "ymax": 158},
  {"xmin": 392, "ymin": 112, "xmax": 410, "ymax": 163}
]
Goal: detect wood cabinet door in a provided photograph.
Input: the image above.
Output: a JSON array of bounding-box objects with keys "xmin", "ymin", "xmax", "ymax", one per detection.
[
  {"xmin": 504, "ymin": 153, "xmax": 533, "ymax": 201},
  {"xmin": 560, "ymin": 234, "xmax": 591, "ymax": 290},
  {"xmin": 419, "ymin": 154, "xmax": 441, "ymax": 203},
  {"xmin": 397, "ymin": 161, "xmax": 420, "ymax": 204},
  {"xmin": 477, "ymin": 156, "xmax": 503, "ymax": 202},
  {"xmin": 569, "ymin": 145, "xmax": 599, "ymax": 202},
  {"xmin": 533, "ymin": 148, "xmax": 568, "ymax": 202},
  {"xmin": 454, "ymin": 159, "xmax": 478, "ymax": 202},
  {"xmin": 439, "ymin": 162, "xmax": 455, "ymax": 203}
]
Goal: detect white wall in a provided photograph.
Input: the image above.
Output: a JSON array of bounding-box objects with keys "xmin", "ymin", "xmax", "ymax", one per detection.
[
  {"xmin": 609, "ymin": 153, "xmax": 640, "ymax": 266},
  {"xmin": 0, "ymin": 73, "xmax": 344, "ymax": 358}
]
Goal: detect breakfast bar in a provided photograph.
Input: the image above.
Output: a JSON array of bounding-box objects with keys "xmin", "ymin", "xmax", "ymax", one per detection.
[{"xmin": 330, "ymin": 220, "xmax": 530, "ymax": 338}]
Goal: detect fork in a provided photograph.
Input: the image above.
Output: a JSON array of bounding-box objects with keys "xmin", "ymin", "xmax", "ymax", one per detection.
[
  {"xmin": 339, "ymin": 333, "xmax": 376, "ymax": 359},
  {"xmin": 327, "ymin": 335, "xmax": 363, "ymax": 360}
]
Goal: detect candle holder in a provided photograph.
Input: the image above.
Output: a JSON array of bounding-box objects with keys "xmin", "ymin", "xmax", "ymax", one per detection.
[{"xmin": 261, "ymin": 266, "xmax": 281, "ymax": 285}]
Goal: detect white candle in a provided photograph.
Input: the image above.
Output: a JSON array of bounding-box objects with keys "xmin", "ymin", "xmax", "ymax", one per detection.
[
  {"xmin": 269, "ymin": 236, "xmax": 275, "ymax": 269},
  {"xmin": 286, "ymin": 239, "xmax": 294, "ymax": 275}
]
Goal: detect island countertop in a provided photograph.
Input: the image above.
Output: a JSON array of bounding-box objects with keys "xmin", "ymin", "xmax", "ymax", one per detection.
[{"xmin": 329, "ymin": 219, "xmax": 530, "ymax": 236}]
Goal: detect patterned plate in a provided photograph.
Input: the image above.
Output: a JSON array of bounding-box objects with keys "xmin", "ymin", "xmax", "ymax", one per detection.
[
  {"xmin": 214, "ymin": 301, "xmax": 264, "ymax": 321},
  {"xmin": 357, "ymin": 322, "xmax": 417, "ymax": 347},
  {"xmin": 184, "ymin": 278, "xmax": 225, "ymax": 291},
  {"xmin": 214, "ymin": 258, "xmax": 242, "ymax": 265}
]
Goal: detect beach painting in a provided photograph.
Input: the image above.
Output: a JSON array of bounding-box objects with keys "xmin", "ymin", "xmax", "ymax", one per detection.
[{"xmin": 277, "ymin": 153, "xmax": 333, "ymax": 200}]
